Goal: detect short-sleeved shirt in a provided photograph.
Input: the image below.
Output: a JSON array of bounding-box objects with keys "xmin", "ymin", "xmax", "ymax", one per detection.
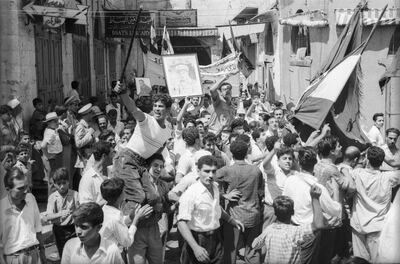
[
  {"xmin": 0, "ymin": 193, "xmax": 42, "ymax": 255},
  {"xmin": 125, "ymin": 113, "xmax": 171, "ymax": 159},
  {"xmin": 61, "ymin": 236, "xmax": 124, "ymax": 264},
  {"xmin": 46, "ymin": 189, "xmax": 79, "ymax": 226},
  {"xmin": 216, "ymin": 161, "xmax": 264, "ymax": 227},
  {"xmin": 177, "ymin": 181, "xmax": 221, "ymax": 232},
  {"xmin": 208, "ymin": 93, "xmax": 235, "ymax": 134},
  {"xmin": 350, "ymin": 168, "xmax": 400, "ymax": 234},
  {"xmin": 42, "ymin": 127, "xmax": 63, "ymax": 158},
  {"xmin": 78, "ymin": 167, "xmax": 107, "ymax": 205},
  {"xmin": 257, "ymin": 223, "xmax": 314, "ymax": 264},
  {"xmin": 367, "ymin": 125, "xmax": 385, "ymax": 146}
]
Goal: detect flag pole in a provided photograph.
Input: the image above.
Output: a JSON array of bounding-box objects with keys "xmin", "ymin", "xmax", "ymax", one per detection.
[
  {"xmin": 120, "ymin": 8, "xmax": 143, "ymax": 82},
  {"xmin": 359, "ymin": 4, "xmax": 388, "ymax": 54}
]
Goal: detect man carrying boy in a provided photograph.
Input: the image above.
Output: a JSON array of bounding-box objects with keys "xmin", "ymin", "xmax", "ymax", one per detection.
[
  {"xmin": 0, "ymin": 167, "xmax": 47, "ymax": 264},
  {"xmin": 45, "ymin": 167, "xmax": 79, "ymax": 256},
  {"xmin": 61, "ymin": 202, "xmax": 124, "ymax": 264},
  {"xmin": 251, "ymin": 186, "xmax": 324, "ymax": 264}
]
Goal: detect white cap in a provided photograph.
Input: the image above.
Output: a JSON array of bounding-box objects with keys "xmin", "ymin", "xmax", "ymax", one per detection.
[
  {"xmin": 7, "ymin": 98, "xmax": 20, "ymax": 109},
  {"xmin": 78, "ymin": 103, "xmax": 93, "ymax": 115}
]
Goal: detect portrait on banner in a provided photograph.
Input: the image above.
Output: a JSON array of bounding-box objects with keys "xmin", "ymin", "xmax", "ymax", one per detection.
[
  {"xmin": 162, "ymin": 54, "xmax": 203, "ymax": 98},
  {"xmin": 135, "ymin": 77, "xmax": 152, "ymax": 96}
]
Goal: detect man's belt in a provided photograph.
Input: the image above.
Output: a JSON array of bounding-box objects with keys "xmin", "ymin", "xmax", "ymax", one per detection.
[{"xmin": 5, "ymin": 245, "xmax": 39, "ymax": 256}]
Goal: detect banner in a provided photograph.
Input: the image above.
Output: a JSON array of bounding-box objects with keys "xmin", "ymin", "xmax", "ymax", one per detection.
[
  {"xmin": 143, "ymin": 52, "xmax": 242, "ymax": 94},
  {"xmin": 104, "ymin": 10, "xmax": 152, "ymax": 38}
]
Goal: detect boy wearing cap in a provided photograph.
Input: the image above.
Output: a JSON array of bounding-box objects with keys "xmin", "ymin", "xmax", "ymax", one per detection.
[{"xmin": 41, "ymin": 112, "xmax": 63, "ymax": 178}]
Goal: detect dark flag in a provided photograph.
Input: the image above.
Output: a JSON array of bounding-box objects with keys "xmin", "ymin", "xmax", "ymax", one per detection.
[{"xmin": 221, "ymin": 34, "xmax": 232, "ymax": 58}]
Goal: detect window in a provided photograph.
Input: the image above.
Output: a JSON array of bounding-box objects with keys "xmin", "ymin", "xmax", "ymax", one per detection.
[
  {"xmin": 291, "ymin": 26, "xmax": 311, "ymax": 56},
  {"xmin": 265, "ymin": 23, "xmax": 274, "ymax": 55},
  {"xmin": 388, "ymin": 25, "xmax": 400, "ymax": 55}
]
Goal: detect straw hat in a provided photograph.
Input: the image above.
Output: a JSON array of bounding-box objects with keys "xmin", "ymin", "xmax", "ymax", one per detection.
[
  {"xmin": 78, "ymin": 103, "xmax": 93, "ymax": 115},
  {"xmin": 45, "ymin": 112, "xmax": 58, "ymax": 122}
]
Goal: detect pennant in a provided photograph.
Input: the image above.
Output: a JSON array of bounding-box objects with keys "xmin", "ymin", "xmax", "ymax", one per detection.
[
  {"xmin": 161, "ymin": 26, "xmax": 174, "ymax": 55},
  {"xmin": 150, "ymin": 19, "xmax": 158, "ymax": 54},
  {"xmin": 221, "ymin": 34, "xmax": 232, "ymax": 58},
  {"xmin": 294, "ymin": 51, "xmax": 361, "ymax": 130}
]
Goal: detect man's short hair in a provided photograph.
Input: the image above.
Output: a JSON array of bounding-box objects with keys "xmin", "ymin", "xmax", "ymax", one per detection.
[
  {"xmin": 367, "ymin": 146, "xmax": 385, "ymax": 168},
  {"xmin": 219, "ymin": 82, "xmax": 232, "ymax": 90},
  {"xmin": 72, "ymin": 202, "xmax": 103, "ymax": 227},
  {"xmin": 152, "ymin": 94, "xmax": 172, "ymax": 108},
  {"xmin": 32, "ymin": 98, "xmax": 43, "ymax": 107},
  {"xmin": 92, "ymin": 141, "xmax": 111, "ymax": 161},
  {"xmin": 202, "ymin": 132, "xmax": 217, "ymax": 145},
  {"xmin": 53, "ymin": 167, "xmax": 69, "ymax": 183},
  {"xmin": 182, "ymin": 127, "xmax": 199, "ymax": 146},
  {"xmin": 230, "ymin": 140, "xmax": 248, "ymax": 160},
  {"xmin": 107, "ymin": 109, "xmax": 118, "ymax": 117},
  {"xmin": 231, "ymin": 118, "xmax": 245, "ymax": 131},
  {"xmin": 283, "ymin": 133, "xmax": 299, "ymax": 148},
  {"xmin": 317, "ymin": 135, "xmax": 339, "ymax": 157},
  {"xmin": 0, "ymin": 105, "xmax": 12, "ymax": 115},
  {"xmin": 298, "ymin": 147, "xmax": 318, "ymax": 171},
  {"xmin": 15, "ymin": 143, "xmax": 30, "ymax": 154},
  {"xmin": 386, "ymin": 127, "xmax": 400, "ymax": 137},
  {"xmin": 372, "ymin": 113, "xmax": 384, "ymax": 121},
  {"xmin": 277, "ymin": 147, "xmax": 295, "ymax": 159},
  {"xmin": 197, "ymin": 155, "xmax": 218, "ymax": 170},
  {"xmin": 99, "ymin": 130, "xmax": 115, "ymax": 146},
  {"xmin": 265, "ymin": 135, "xmax": 279, "ymax": 152},
  {"xmin": 4, "ymin": 167, "xmax": 25, "ymax": 189},
  {"xmin": 236, "ymin": 134, "xmax": 250, "ymax": 144},
  {"xmin": 147, "ymin": 153, "xmax": 165, "ymax": 166},
  {"xmin": 101, "ymin": 178, "xmax": 125, "ymax": 205},
  {"xmin": 71, "ymin": 80, "xmax": 79, "ymax": 90},
  {"xmin": 183, "ymin": 116, "xmax": 197, "ymax": 128},
  {"xmin": 273, "ymin": 195, "xmax": 294, "ymax": 222}
]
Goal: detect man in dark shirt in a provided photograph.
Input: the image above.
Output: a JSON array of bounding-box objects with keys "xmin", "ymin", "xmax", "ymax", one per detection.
[
  {"xmin": 29, "ymin": 98, "xmax": 46, "ymax": 140},
  {"xmin": 217, "ymin": 139, "xmax": 264, "ymax": 264}
]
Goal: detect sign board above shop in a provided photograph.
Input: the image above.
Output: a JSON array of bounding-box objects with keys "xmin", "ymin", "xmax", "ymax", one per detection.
[
  {"xmin": 104, "ymin": 10, "xmax": 152, "ymax": 38},
  {"xmin": 158, "ymin": 10, "xmax": 197, "ymax": 27}
]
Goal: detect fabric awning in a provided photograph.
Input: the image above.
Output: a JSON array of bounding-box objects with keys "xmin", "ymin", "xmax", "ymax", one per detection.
[
  {"xmin": 250, "ymin": 9, "xmax": 278, "ymax": 23},
  {"xmin": 280, "ymin": 10, "xmax": 328, "ymax": 27},
  {"xmin": 155, "ymin": 27, "xmax": 219, "ymax": 37},
  {"xmin": 233, "ymin": 7, "xmax": 259, "ymax": 22},
  {"xmin": 335, "ymin": 8, "xmax": 400, "ymax": 26},
  {"xmin": 216, "ymin": 23, "xmax": 266, "ymax": 39}
]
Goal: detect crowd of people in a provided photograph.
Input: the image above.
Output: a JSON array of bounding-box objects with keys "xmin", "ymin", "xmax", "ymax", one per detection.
[{"xmin": 0, "ymin": 76, "xmax": 399, "ymax": 264}]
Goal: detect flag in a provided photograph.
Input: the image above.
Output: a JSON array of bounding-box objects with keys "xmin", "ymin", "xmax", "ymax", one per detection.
[
  {"xmin": 238, "ymin": 52, "xmax": 254, "ymax": 78},
  {"xmin": 139, "ymin": 38, "xmax": 148, "ymax": 54},
  {"xmin": 150, "ymin": 19, "xmax": 158, "ymax": 54},
  {"xmin": 229, "ymin": 21, "xmax": 239, "ymax": 53},
  {"xmin": 161, "ymin": 26, "xmax": 174, "ymax": 55},
  {"xmin": 221, "ymin": 34, "xmax": 232, "ymax": 58},
  {"xmin": 379, "ymin": 46, "xmax": 400, "ymax": 92},
  {"xmin": 294, "ymin": 51, "xmax": 362, "ymax": 130}
]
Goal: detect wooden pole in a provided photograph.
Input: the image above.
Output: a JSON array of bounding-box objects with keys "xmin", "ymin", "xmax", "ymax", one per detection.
[{"xmin": 120, "ymin": 8, "xmax": 142, "ymax": 82}]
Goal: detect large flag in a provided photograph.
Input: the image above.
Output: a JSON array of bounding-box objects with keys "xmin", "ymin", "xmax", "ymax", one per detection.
[
  {"xmin": 294, "ymin": 51, "xmax": 362, "ymax": 130},
  {"xmin": 379, "ymin": 45, "xmax": 400, "ymax": 92},
  {"xmin": 161, "ymin": 26, "xmax": 174, "ymax": 55}
]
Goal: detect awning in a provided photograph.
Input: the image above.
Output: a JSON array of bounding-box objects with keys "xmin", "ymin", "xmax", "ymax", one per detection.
[
  {"xmin": 250, "ymin": 9, "xmax": 278, "ymax": 23},
  {"xmin": 280, "ymin": 10, "xmax": 328, "ymax": 27},
  {"xmin": 233, "ymin": 7, "xmax": 259, "ymax": 22},
  {"xmin": 335, "ymin": 8, "xmax": 400, "ymax": 26},
  {"xmin": 216, "ymin": 23, "xmax": 266, "ymax": 39},
  {"xmin": 155, "ymin": 27, "xmax": 219, "ymax": 37}
]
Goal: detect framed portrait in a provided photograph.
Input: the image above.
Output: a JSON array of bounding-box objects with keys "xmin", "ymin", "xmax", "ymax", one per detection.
[
  {"xmin": 162, "ymin": 54, "xmax": 203, "ymax": 98},
  {"xmin": 135, "ymin": 77, "xmax": 152, "ymax": 96}
]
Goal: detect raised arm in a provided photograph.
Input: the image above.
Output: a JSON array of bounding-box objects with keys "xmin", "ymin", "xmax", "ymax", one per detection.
[
  {"xmin": 176, "ymin": 97, "xmax": 192, "ymax": 131},
  {"xmin": 114, "ymin": 81, "xmax": 145, "ymax": 122},
  {"xmin": 209, "ymin": 76, "xmax": 228, "ymax": 102},
  {"xmin": 305, "ymin": 124, "xmax": 330, "ymax": 147}
]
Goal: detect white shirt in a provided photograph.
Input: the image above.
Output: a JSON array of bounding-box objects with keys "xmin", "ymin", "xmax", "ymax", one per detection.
[
  {"xmin": 176, "ymin": 148, "xmax": 197, "ymax": 179},
  {"xmin": 125, "ymin": 113, "xmax": 171, "ymax": 159},
  {"xmin": 61, "ymin": 236, "xmax": 124, "ymax": 264},
  {"xmin": 0, "ymin": 193, "xmax": 42, "ymax": 255},
  {"xmin": 283, "ymin": 171, "xmax": 342, "ymax": 226},
  {"xmin": 78, "ymin": 167, "xmax": 107, "ymax": 205},
  {"xmin": 381, "ymin": 144, "xmax": 400, "ymax": 171},
  {"xmin": 100, "ymin": 205, "xmax": 137, "ymax": 248},
  {"xmin": 367, "ymin": 125, "xmax": 385, "ymax": 147},
  {"xmin": 350, "ymin": 168, "xmax": 400, "ymax": 234},
  {"xmin": 178, "ymin": 181, "xmax": 222, "ymax": 232},
  {"xmin": 42, "ymin": 127, "xmax": 63, "ymax": 157}
]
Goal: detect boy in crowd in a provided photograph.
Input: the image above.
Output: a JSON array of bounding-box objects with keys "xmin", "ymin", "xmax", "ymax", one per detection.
[
  {"xmin": 61, "ymin": 202, "xmax": 125, "ymax": 264},
  {"xmin": 252, "ymin": 185, "xmax": 325, "ymax": 264},
  {"xmin": 41, "ymin": 112, "xmax": 63, "ymax": 177},
  {"xmin": 14, "ymin": 142, "xmax": 33, "ymax": 190},
  {"xmin": 44, "ymin": 167, "xmax": 79, "ymax": 256},
  {"xmin": 0, "ymin": 167, "xmax": 47, "ymax": 264}
]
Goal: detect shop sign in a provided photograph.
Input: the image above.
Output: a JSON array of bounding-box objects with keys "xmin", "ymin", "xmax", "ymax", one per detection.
[
  {"xmin": 104, "ymin": 10, "xmax": 152, "ymax": 38},
  {"xmin": 158, "ymin": 10, "xmax": 197, "ymax": 27}
]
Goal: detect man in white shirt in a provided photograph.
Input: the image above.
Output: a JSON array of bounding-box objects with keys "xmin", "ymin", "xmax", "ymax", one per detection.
[
  {"xmin": 74, "ymin": 103, "xmax": 96, "ymax": 168},
  {"xmin": 283, "ymin": 147, "xmax": 342, "ymax": 264},
  {"xmin": 0, "ymin": 167, "xmax": 46, "ymax": 264},
  {"xmin": 350, "ymin": 146, "xmax": 400, "ymax": 263},
  {"xmin": 367, "ymin": 113, "xmax": 385, "ymax": 146},
  {"xmin": 61, "ymin": 202, "xmax": 125, "ymax": 264},
  {"xmin": 381, "ymin": 128, "xmax": 400, "ymax": 170},
  {"xmin": 112, "ymin": 83, "xmax": 172, "ymax": 219},
  {"xmin": 177, "ymin": 155, "xmax": 244, "ymax": 264},
  {"xmin": 79, "ymin": 141, "xmax": 110, "ymax": 206},
  {"xmin": 175, "ymin": 127, "xmax": 201, "ymax": 183}
]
